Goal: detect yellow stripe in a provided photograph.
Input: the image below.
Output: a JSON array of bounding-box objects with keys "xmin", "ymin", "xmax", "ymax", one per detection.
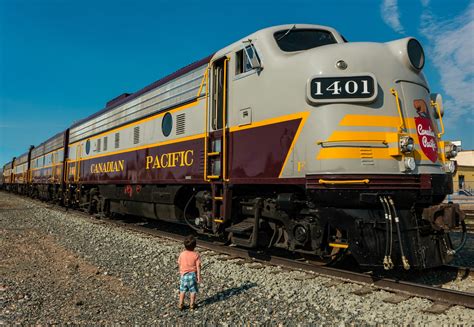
[
  {"xmin": 327, "ymin": 131, "xmax": 423, "ymax": 145},
  {"xmin": 69, "ymin": 133, "xmax": 205, "ymax": 163},
  {"xmin": 69, "ymin": 100, "xmax": 199, "ymax": 147},
  {"xmin": 340, "ymin": 115, "xmax": 416, "ymax": 129},
  {"xmin": 317, "ymin": 146, "xmax": 439, "ymax": 162},
  {"xmin": 318, "ymin": 115, "xmax": 442, "ymax": 161},
  {"xmin": 327, "ymin": 131, "xmax": 390, "ymax": 142},
  {"xmin": 317, "ymin": 148, "xmax": 394, "ymax": 160},
  {"xmin": 278, "ymin": 112, "xmax": 310, "ymax": 177}
]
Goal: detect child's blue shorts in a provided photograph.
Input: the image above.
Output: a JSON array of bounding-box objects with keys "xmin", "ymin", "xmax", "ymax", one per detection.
[{"xmin": 179, "ymin": 272, "xmax": 198, "ymax": 293}]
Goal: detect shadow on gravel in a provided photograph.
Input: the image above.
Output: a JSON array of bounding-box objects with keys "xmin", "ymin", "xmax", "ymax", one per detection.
[{"xmin": 199, "ymin": 282, "xmax": 257, "ymax": 307}]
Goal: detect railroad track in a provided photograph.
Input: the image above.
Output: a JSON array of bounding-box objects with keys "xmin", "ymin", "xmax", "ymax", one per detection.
[
  {"xmin": 464, "ymin": 209, "xmax": 474, "ymax": 232},
  {"xmin": 8, "ymin": 193, "xmax": 474, "ymax": 311}
]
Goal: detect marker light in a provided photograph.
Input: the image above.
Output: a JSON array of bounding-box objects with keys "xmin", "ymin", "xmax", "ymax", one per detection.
[
  {"xmin": 404, "ymin": 157, "xmax": 416, "ymax": 171},
  {"xmin": 400, "ymin": 136, "xmax": 415, "ymax": 153},
  {"xmin": 445, "ymin": 144, "xmax": 458, "ymax": 159}
]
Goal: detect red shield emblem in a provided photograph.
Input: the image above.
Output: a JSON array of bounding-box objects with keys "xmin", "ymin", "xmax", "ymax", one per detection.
[{"xmin": 414, "ymin": 117, "xmax": 438, "ymax": 163}]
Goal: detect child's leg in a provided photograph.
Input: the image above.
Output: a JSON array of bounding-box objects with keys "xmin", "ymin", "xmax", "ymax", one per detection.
[
  {"xmin": 190, "ymin": 292, "xmax": 196, "ymax": 307},
  {"xmin": 179, "ymin": 291, "xmax": 185, "ymax": 307}
]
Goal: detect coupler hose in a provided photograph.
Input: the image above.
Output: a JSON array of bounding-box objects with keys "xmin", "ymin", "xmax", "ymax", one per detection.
[
  {"xmin": 388, "ymin": 197, "xmax": 410, "ymax": 270},
  {"xmin": 379, "ymin": 197, "xmax": 391, "ymax": 270},
  {"xmin": 383, "ymin": 197, "xmax": 394, "ymax": 269},
  {"xmin": 450, "ymin": 220, "xmax": 467, "ymax": 255}
]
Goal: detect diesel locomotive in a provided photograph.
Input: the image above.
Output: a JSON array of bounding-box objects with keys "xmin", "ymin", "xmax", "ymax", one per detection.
[{"xmin": 1, "ymin": 24, "xmax": 466, "ymax": 269}]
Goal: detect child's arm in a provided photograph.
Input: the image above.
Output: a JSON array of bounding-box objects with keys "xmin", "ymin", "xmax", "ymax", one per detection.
[{"xmin": 196, "ymin": 255, "xmax": 202, "ymax": 283}]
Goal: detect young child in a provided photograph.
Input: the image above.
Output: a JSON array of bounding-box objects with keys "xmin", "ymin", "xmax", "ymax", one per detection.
[{"xmin": 177, "ymin": 235, "xmax": 201, "ymax": 310}]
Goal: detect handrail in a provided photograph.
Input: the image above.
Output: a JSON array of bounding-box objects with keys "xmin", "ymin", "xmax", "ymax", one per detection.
[
  {"xmin": 203, "ymin": 67, "xmax": 210, "ymax": 181},
  {"xmin": 222, "ymin": 57, "xmax": 230, "ymax": 182},
  {"xmin": 196, "ymin": 67, "xmax": 208, "ymax": 98},
  {"xmin": 317, "ymin": 139, "xmax": 388, "ymax": 146},
  {"xmin": 390, "ymin": 88, "xmax": 406, "ymax": 132},
  {"xmin": 64, "ymin": 159, "xmax": 68, "ymax": 184},
  {"xmin": 319, "ymin": 179, "xmax": 370, "ymax": 185},
  {"xmin": 430, "ymin": 100, "xmax": 445, "ymax": 138}
]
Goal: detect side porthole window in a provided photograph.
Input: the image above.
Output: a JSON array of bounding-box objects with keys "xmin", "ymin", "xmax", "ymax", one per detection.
[
  {"xmin": 162, "ymin": 112, "xmax": 172, "ymax": 137},
  {"xmin": 85, "ymin": 140, "xmax": 91, "ymax": 155}
]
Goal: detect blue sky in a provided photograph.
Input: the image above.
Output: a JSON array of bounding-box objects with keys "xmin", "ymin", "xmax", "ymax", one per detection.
[{"xmin": 0, "ymin": 0, "xmax": 473, "ymax": 164}]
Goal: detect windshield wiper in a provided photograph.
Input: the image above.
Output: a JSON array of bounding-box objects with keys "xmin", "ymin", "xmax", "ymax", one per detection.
[{"xmin": 276, "ymin": 25, "xmax": 296, "ymax": 41}]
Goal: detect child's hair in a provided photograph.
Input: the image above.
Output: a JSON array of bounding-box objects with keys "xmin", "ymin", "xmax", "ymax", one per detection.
[{"xmin": 184, "ymin": 235, "xmax": 196, "ymax": 251}]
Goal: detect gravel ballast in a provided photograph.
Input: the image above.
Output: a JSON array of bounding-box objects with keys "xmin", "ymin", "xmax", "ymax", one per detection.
[{"xmin": 1, "ymin": 192, "xmax": 473, "ymax": 325}]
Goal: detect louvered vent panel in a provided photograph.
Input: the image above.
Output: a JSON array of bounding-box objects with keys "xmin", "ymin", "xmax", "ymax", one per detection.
[
  {"xmin": 176, "ymin": 113, "xmax": 186, "ymax": 135},
  {"xmin": 134, "ymin": 126, "xmax": 140, "ymax": 144},
  {"xmin": 103, "ymin": 137, "xmax": 108, "ymax": 151},
  {"xmin": 115, "ymin": 133, "xmax": 120, "ymax": 149},
  {"xmin": 360, "ymin": 149, "xmax": 374, "ymax": 166}
]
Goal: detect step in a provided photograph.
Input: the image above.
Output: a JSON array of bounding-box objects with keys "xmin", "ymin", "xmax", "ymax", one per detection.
[{"xmin": 225, "ymin": 218, "xmax": 254, "ymax": 234}]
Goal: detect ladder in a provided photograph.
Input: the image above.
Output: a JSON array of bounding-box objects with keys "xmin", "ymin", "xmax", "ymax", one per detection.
[{"xmin": 204, "ymin": 57, "xmax": 230, "ymax": 227}]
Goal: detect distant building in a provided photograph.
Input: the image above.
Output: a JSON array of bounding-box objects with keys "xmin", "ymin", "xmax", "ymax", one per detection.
[{"xmin": 452, "ymin": 150, "xmax": 474, "ymax": 194}]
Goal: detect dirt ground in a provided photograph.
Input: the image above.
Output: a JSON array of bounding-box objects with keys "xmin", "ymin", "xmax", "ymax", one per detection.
[{"xmin": 0, "ymin": 207, "xmax": 140, "ymax": 324}]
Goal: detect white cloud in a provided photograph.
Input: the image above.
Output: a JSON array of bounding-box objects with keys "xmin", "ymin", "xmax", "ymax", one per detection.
[
  {"xmin": 420, "ymin": 0, "xmax": 430, "ymax": 7},
  {"xmin": 420, "ymin": 3, "xmax": 474, "ymax": 125},
  {"xmin": 381, "ymin": 0, "xmax": 405, "ymax": 34}
]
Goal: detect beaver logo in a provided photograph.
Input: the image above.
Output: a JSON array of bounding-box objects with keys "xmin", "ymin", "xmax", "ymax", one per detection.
[{"xmin": 413, "ymin": 99, "xmax": 438, "ymax": 163}]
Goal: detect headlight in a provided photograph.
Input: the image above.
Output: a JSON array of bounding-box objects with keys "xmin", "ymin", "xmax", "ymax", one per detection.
[
  {"xmin": 407, "ymin": 38, "xmax": 425, "ymax": 70},
  {"xmin": 445, "ymin": 144, "xmax": 458, "ymax": 159},
  {"xmin": 404, "ymin": 157, "xmax": 416, "ymax": 171},
  {"xmin": 444, "ymin": 160, "xmax": 456, "ymax": 174},
  {"xmin": 400, "ymin": 136, "xmax": 414, "ymax": 153}
]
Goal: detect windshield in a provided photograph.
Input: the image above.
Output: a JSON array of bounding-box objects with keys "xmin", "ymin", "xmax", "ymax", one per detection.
[{"xmin": 274, "ymin": 28, "xmax": 337, "ymax": 52}]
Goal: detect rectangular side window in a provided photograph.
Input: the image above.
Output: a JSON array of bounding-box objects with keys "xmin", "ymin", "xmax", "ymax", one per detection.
[
  {"xmin": 236, "ymin": 45, "xmax": 260, "ymax": 75},
  {"xmin": 103, "ymin": 137, "xmax": 108, "ymax": 151},
  {"xmin": 115, "ymin": 133, "xmax": 120, "ymax": 149}
]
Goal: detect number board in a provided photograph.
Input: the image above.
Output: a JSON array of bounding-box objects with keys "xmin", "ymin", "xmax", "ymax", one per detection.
[{"xmin": 307, "ymin": 74, "xmax": 377, "ymax": 104}]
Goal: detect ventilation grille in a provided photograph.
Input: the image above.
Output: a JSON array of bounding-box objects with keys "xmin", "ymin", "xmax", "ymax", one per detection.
[
  {"xmin": 115, "ymin": 133, "xmax": 120, "ymax": 149},
  {"xmin": 97, "ymin": 139, "xmax": 101, "ymax": 152},
  {"xmin": 176, "ymin": 113, "xmax": 186, "ymax": 135},
  {"xmin": 133, "ymin": 126, "xmax": 140, "ymax": 144},
  {"xmin": 360, "ymin": 148, "xmax": 374, "ymax": 166},
  {"xmin": 103, "ymin": 137, "xmax": 108, "ymax": 151}
]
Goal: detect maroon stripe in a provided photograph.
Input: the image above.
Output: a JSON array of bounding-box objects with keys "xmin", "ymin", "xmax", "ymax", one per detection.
[{"xmin": 229, "ymin": 119, "xmax": 302, "ymax": 179}]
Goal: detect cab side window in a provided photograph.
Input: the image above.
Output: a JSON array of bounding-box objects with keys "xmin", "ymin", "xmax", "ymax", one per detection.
[{"xmin": 236, "ymin": 45, "xmax": 260, "ymax": 75}]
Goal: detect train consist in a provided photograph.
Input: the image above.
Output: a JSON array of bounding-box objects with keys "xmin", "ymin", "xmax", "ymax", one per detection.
[{"xmin": 1, "ymin": 24, "xmax": 466, "ymax": 269}]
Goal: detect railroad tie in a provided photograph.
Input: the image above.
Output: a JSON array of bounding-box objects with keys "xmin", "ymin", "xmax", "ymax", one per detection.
[
  {"xmin": 421, "ymin": 302, "xmax": 453, "ymax": 314},
  {"xmin": 382, "ymin": 293, "xmax": 411, "ymax": 304}
]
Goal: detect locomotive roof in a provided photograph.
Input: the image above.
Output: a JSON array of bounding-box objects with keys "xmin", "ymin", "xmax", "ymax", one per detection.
[
  {"xmin": 69, "ymin": 24, "xmax": 340, "ymax": 130},
  {"xmin": 70, "ymin": 54, "xmax": 213, "ymax": 129},
  {"xmin": 34, "ymin": 130, "xmax": 65, "ymax": 148}
]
